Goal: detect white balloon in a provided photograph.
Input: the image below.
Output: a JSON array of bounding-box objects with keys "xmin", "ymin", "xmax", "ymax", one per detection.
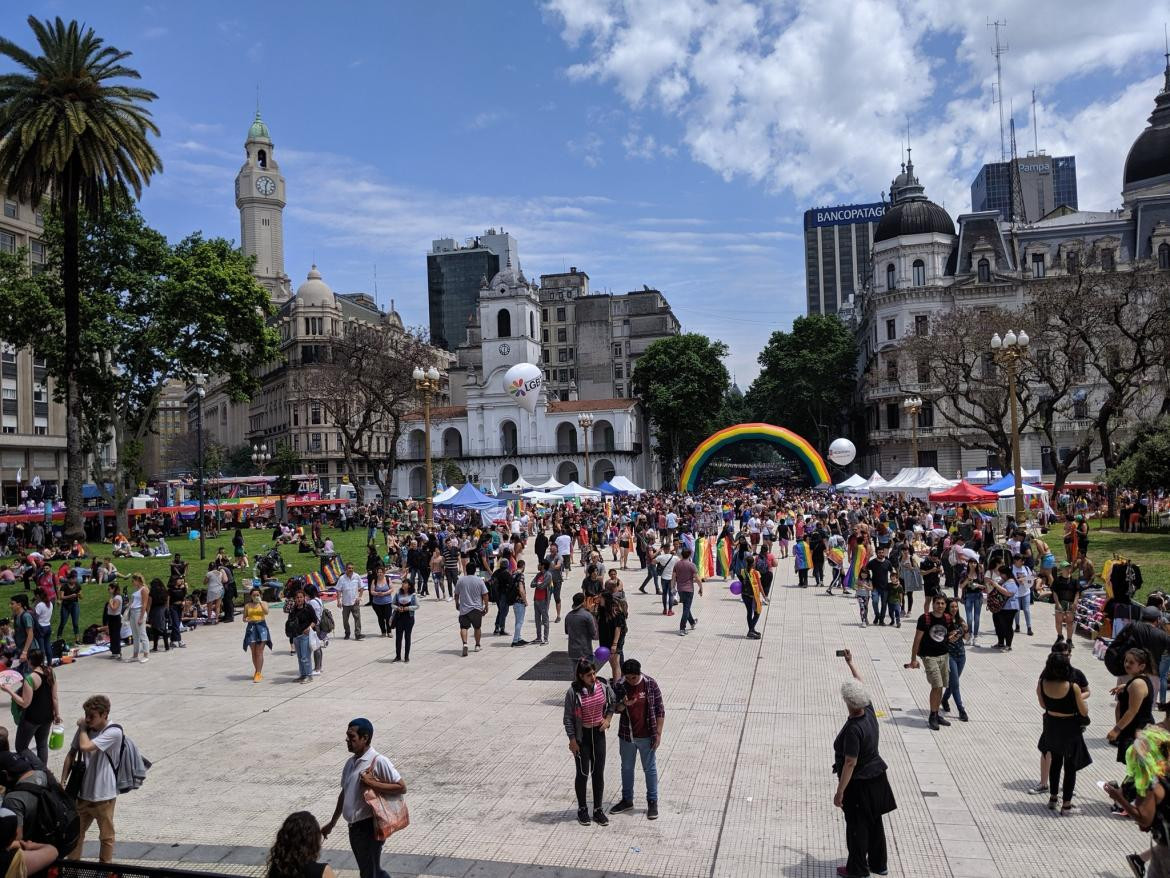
[
  {"xmin": 827, "ymin": 437, "xmax": 857, "ymax": 466},
  {"xmin": 503, "ymin": 363, "xmax": 543, "ymax": 413}
]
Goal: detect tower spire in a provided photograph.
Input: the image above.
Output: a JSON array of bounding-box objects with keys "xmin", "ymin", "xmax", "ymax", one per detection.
[{"xmin": 1163, "ymin": 24, "xmax": 1170, "ymax": 92}]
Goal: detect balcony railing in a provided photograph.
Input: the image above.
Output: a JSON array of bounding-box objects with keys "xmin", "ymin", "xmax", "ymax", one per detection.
[{"xmin": 396, "ymin": 441, "xmax": 641, "ymax": 462}]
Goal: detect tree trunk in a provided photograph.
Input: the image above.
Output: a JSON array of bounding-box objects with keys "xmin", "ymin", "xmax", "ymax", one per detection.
[{"xmin": 61, "ymin": 168, "xmax": 85, "ymax": 542}]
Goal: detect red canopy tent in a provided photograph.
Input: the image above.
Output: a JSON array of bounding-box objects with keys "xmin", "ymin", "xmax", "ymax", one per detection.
[{"xmin": 928, "ymin": 480, "xmax": 996, "ymax": 504}]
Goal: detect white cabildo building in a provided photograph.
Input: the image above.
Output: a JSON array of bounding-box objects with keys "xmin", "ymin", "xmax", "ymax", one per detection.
[{"xmin": 393, "ymin": 265, "xmax": 657, "ymax": 496}]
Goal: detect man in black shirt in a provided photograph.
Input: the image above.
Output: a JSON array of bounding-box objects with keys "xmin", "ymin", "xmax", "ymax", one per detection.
[
  {"xmin": 808, "ymin": 526, "xmax": 827, "ymax": 588},
  {"xmin": 908, "ymin": 595, "xmax": 955, "ymax": 731},
  {"xmin": 1051, "ymin": 561, "xmax": 1079, "ymax": 646},
  {"xmin": 866, "ymin": 548, "xmax": 894, "ymax": 626}
]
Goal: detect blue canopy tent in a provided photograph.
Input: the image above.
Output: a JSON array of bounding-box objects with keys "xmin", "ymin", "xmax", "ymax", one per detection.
[
  {"xmin": 984, "ymin": 473, "xmax": 1039, "ymax": 493},
  {"xmin": 597, "ymin": 481, "xmax": 622, "ymax": 495},
  {"xmin": 434, "ymin": 482, "xmax": 499, "ymax": 510}
]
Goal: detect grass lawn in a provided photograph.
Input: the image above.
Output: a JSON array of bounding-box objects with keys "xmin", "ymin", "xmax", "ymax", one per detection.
[
  {"xmin": 1086, "ymin": 527, "xmax": 1170, "ymax": 602},
  {"xmin": 21, "ymin": 525, "xmax": 377, "ymax": 641}
]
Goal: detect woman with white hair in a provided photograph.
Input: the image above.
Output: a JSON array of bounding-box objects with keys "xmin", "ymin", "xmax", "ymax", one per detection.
[{"xmin": 833, "ymin": 650, "xmax": 897, "ymax": 878}]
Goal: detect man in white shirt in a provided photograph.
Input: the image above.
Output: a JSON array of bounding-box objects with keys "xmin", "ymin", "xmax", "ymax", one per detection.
[
  {"xmin": 63, "ymin": 694, "xmax": 124, "ymax": 863},
  {"xmin": 555, "ymin": 531, "xmax": 573, "ymax": 572},
  {"xmin": 323, "ymin": 718, "xmax": 406, "ymax": 878},
  {"xmin": 336, "ymin": 562, "xmax": 366, "ymax": 641},
  {"xmin": 1011, "ymin": 553, "xmax": 1036, "ymax": 636}
]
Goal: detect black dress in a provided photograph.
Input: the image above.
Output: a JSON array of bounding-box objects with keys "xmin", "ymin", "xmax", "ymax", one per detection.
[
  {"xmin": 1036, "ymin": 679, "xmax": 1092, "ymax": 771},
  {"xmin": 1116, "ymin": 674, "xmax": 1156, "ymax": 764}
]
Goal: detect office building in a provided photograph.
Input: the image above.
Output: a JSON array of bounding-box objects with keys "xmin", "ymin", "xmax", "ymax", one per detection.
[
  {"xmin": 803, "ymin": 202, "xmax": 886, "ymax": 315},
  {"xmin": 536, "ymin": 269, "xmax": 680, "ymax": 401},
  {"xmin": 427, "ymin": 229, "xmax": 517, "ymax": 350},
  {"xmin": 970, "ymin": 154, "xmax": 1078, "ymax": 222}
]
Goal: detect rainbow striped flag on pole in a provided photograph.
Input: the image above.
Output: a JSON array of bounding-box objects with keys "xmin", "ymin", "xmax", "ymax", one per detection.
[
  {"xmin": 749, "ymin": 569, "xmax": 763, "ymax": 613},
  {"xmin": 716, "ymin": 536, "xmax": 733, "ymax": 579},
  {"xmin": 695, "ymin": 536, "xmax": 715, "ymax": 580}
]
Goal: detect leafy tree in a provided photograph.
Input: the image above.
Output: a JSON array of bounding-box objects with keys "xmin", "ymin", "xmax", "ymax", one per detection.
[
  {"xmin": 0, "ymin": 16, "xmax": 162, "ymax": 539},
  {"xmin": 0, "ymin": 201, "xmax": 278, "ymax": 533},
  {"xmin": 1107, "ymin": 417, "xmax": 1170, "ymax": 493},
  {"xmin": 745, "ymin": 314, "xmax": 857, "ymax": 453},
  {"xmin": 221, "ymin": 444, "xmax": 259, "ymax": 478},
  {"xmin": 631, "ymin": 333, "xmax": 729, "ymax": 481},
  {"xmin": 268, "ymin": 442, "xmax": 300, "ymax": 496}
]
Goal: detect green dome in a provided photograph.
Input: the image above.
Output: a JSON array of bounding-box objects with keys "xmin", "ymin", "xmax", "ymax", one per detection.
[{"xmin": 248, "ymin": 111, "xmax": 270, "ymax": 141}]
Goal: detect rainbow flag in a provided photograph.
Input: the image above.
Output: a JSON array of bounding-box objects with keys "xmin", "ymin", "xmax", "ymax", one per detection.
[
  {"xmin": 716, "ymin": 536, "xmax": 733, "ymax": 578},
  {"xmin": 749, "ymin": 569, "xmax": 763, "ymax": 613},
  {"xmin": 695, "ymin": 536, "xmax": 715, "ymax": 580},
  {"xmin": 844, "ymin": 545, "xmax": 868, "ymax": 590},
  {"xmin": 793, "ymin": 541, "xmax": 811, "ymax": 570}
]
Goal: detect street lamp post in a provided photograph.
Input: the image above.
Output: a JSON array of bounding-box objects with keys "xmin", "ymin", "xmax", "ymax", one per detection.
[
  {"xmin": 902, "ymin": 396, "xmax": 923, "ymax": 466},
  {"xmin": 412, "ymin": 365, "xmax": 443, "ymax": 526},
  {"xmin": 195, "ymin": 380, "xmax": 206, "ymax": 561},
  {"xmin": 578, "ymin": 412, "xmax": 594, "ymax": 486},
  {"xmin": 990, "ymin": 329, "xmax": 1030, "ymax": 525},
  {"xmin": 251, "ymin": 443, "xmax": 271, "ymax": 473}
]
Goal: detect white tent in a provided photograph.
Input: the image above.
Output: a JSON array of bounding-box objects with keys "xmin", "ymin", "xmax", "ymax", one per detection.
[
  {"xmin": 995, "ymin": 482, "xmax": 1054, "ymax": 518},
  {"xmin": 847, "ymin": 471, "xmax": 888, "ymax": 495},
  {"xmin": 503, "ymin": 477, "xmax": 537, "ymax": 491},
  {"xmin": 835, "ymin": 473, "xmax": 867, "ymax": 490},
  {"xmin": 552, "ymin": 481, "xmax": 602, "ymax": 499},
  {"xmin": 872, "ymin": 467, "xmax": 955, "ymax": 498},
  {"xmin": 534, "ymin": 477, "xmax": 563, "ymax": 490},
  {"xmin": 432, "ymin": 486, "xmax": 459, "ymax": 504},
  {"xmin": 608, "ymin": 475, "xmax": 645, "ymax": 494},
  {"xmin": 521, "ymin": 490, "xmax": 565, "ymax": 502}
]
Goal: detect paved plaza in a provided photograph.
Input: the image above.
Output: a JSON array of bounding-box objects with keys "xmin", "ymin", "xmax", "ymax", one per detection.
[{"xmin": 52, "ymin": 544, "xmax": 1142, "ymax": 878}]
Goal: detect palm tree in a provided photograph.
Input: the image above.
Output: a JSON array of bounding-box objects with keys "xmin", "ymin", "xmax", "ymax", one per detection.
[{"xmin": 0, "ymin": 16, "xmax": 161, "ymax": 539}]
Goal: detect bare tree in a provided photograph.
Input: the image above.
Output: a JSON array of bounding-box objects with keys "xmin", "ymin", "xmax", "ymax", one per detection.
[{"xmin": 295, "ymin": 323, "xmax": 436, "ymax": 501}]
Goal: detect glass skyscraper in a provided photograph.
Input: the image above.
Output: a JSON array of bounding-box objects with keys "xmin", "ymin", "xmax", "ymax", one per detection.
[{"xmin": 970, "ymin": 155, "xmax": 1078, "ymax": 222}]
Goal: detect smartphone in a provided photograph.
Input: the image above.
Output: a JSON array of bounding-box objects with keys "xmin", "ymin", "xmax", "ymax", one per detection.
[{"xmin": 835, "ymin": 649, "xmax": 847, "ymax": 657}]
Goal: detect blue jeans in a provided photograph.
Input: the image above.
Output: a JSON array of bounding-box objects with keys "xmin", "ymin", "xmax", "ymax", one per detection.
[
  {"xmin": 56, "ymin": 601, "xmax": 80, "ymax": 638},
  {"xmin": 620, "ymin": 736, "xmax": 659, "ymax": 803},
  {"xmin": 678, "ymin": 589, "xmax": 696, "ymax": 630},
  {"xmin": 872, "ymin": 589, "xmax": 887, "ymax": 621},
  {"xmin": 661, "ymin": 579, "xmax": 674, "ymax": 612},
  {"xmin": 944, "ymin": 651, "xmax": 966, "ymax": 710},
  {"xmin": 963, "ymin": 593, "xmax": 983, "ymax": 637},
  {"xmin": 641, "ymin": 565, "xmax": 660, "ymax": 592},
  {"xmin": 294, "ymin": 632, "xmax": 314, "ymax": 678},
  {"xmin": 36, "ymin": 624, "xmax": 52, "ymax": 661},
  {"xmin": 512, "ymin": 603, "xmax": 526, "ymax": 643},
  {"xmin": 168, "ymin": 605, "xmax": 183, "ymax": 643},
  {"xmin": 348, "ymin": 817, "xmax": 390, "ymax": 878},
  {"xmin": 1016, "ymin": 592, "xmax": 1033, "ymax": 631}
]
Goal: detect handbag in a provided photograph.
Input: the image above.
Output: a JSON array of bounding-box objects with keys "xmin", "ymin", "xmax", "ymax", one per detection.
[
  {"xmin": 307, "ymin": 629, "xmax": 321, "ymax": 652},
  {"xmin": 985, "ymin": 588, "xmax": 1007, "ymax": 614},
  {"xmin": 64, "ymin": 751, "xmax": 86, "ymax": 798},
  {"xmin": 362, "ymin": 785, "xmax": 409, "ymax": 841}
]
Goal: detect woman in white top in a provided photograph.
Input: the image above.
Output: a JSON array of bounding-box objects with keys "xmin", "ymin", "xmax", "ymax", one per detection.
[
  {"xmin": 204, "ymin": 563, "xmax": 224, "ymax": 623},
  {"xmin": 104, "ymin": 582, "xmax": 124, "ymax": 660},
  {"xmin": 128, "ymin": 573, "xmax": 151, "ymax": 662},
  {"xmin": 31, "ymin": 588, "xmax": 53, "ymax": 664}
]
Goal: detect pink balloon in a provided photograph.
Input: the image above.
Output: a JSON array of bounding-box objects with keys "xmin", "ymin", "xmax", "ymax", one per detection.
[
  {"xmin": 594, "ymin": 646, "xmax": 611, "ymax": 663},
  {"xmin": 730, "ymin": 581, "xmax": 743, "ymax": 595}
]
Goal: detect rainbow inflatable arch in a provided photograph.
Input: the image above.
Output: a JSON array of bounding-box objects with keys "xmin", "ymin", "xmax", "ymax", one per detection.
[{"xmin": 678, "ymin": 422, "xmax": 830, "ymax": 492}]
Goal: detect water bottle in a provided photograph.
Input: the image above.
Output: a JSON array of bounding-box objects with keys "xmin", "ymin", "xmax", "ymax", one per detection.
[{"xmin": 49, "ymin": 724, "xmax": 65, "ymax": 751}]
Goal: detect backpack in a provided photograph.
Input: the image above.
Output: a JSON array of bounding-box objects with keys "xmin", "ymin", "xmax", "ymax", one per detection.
[
  {"xmin": 103, "ymin": 724, "xmax": 151, "ymax": 793},
  {"xmin": 317, "ymin": 606, "xmax": 335, "ymax": 634},
  {"xmin": 1104, "ymin": 623, "xmax": 1140, "ymax": 676},
  {"xmin": 10, "ymin": 775, "xmax": 79, "ymax": 855},
  {"xmin": 504, "ymin": 573, "xmax": 522, "ymax": 605}
]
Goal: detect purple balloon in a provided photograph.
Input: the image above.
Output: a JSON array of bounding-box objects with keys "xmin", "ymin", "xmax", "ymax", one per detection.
[
  {"xmin": 594, "ymin": 646, "xmax": 611, "ymax": 663},
  {"xmin": 730, "ymin": 580, "xmax": 743, "ymax": 596}
]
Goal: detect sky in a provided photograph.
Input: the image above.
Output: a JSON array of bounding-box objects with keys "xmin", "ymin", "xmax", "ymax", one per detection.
[{"xmin": 1, "ymin": 1, "xmax": 1167, "ymax": 384}]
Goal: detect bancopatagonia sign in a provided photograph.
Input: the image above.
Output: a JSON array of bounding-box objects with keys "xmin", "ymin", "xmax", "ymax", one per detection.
[{"xmin": 805, "ymin": 202, "xmax": 887, "ymax": 229}]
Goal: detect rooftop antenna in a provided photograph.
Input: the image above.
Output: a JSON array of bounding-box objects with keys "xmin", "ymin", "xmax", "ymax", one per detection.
[
  {"xmin": 373, "ymin": 263, "xmax": 378, "ymax": 304},
  {"xmin": 1031, "ymin": 88, "xmax": 1039, "ymax": 155},
  {"xmin": 988, "ymin": 19, "xmax": 1009, "ymax": 162}
]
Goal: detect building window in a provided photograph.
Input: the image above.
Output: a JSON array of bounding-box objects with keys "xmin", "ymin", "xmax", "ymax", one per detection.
[
  {"xmin": 1031, "ymin": 253, "xmax": 1046, "ymax": 277},
  {"xmin": 615, "ymin": 384, "xmax": 624, "ymax": 398},
  {"xmin": 293, "ymin": 434, "xmax": 300, "ymax": 451},
  {"xmin": 977, "ymin": 258, "xmax": 991, "ymax": 283},
  {"xmin": 885, "ymin": 403, "xmax": 900, "ymax": 430},
  {"xmin": 981, "ymin": 352, "xmax": 997, "ymax": 380},
  {"xmin": 310, "ymin": 404, "xmax": 321, "ymax": 425},
  {"xmin": 919, "ymin": 400, "xmax": 934, "ymax": 428},
  {"xmin": 3, "ymin": 200, "xmax": 17, "ymax": 219},
  {"xmin": 912, "ymin": 259, "xmax": 925, "ymax": 286},
  {"xmin": 496, "ymin": 309, "xmax": 511, "ymax": 338},
  {"xmin": 1070, "ymin": 350, "xmax": 1086, "ymax": 379},
  {"xmin": 885, "ymin": 264, "xmax": 895, "ymax": 291},
  {"xmin": 542, "ymin": 348, "xmax": 549, "ymax": 363},
  {"xmin": 530, "ymin": 312, "xmax": 535, "ymax": 338},
  {"xmin": 885, "ymin": 357, "xmax": 898, "ymax": 381},
  {"xmin": 614, "ymin": 363, "xmax": 623, "ymax": 379},
  {"xmin": 556, "ymin": 307, "xmax": 566, "ymax": 322},
  {"xmin": 915, "ymin": 315, "xmax": 928, "ymax": 336},
  {"xmin": 558, "ymin": 369, "xmax": 568, "ymax": 382},
  {"xmin": 917, "ymin": 449, "xmax": 938, "ymax": 469},
  {"xmin": 885, "ymin": 318, "xmax": 896, "ymax": 341},
  {"xmin": 613, "ymin": 343, "xmax": 622, "ymax": 358},
  {"xmin": 916, "ymin": 358, "xmax": 929, "ymax": 383},
  {"xmin": 1101, "ymin": 248, "xmax": 1115, "ymax": 271},
  {"xmin": 558, "ymin": 349, "xmax": 567, "ymax": 363},
  {"xmin": 310, "ymin": 433, "xmax": 321, "ymax": 452},
  {"xmin": 567, "ymin": 347, "xmax": 574, "ymax": 359},
  {"xmin": 1073, "ymin": 398, "xmax": 1088, "ymax": 419},
  {"xmin": 33, "ymin": 209, "xmax": 43, "ymax": 227},
  {"xmin": 1160, "ymin": 243, "xmax": 1170, "ymax": 270},
  {"xmin": 541, "ymin": 308, "xmax": 548, "ymax": 322},
  {"xmin": 542, "ymin": 329, "xmax": 548, "ymax": 343},
  {"xmin": 557, "ymin": 328, "xmax": 567, "ymax": 343},
  {"xmin": 0, "ymin": 232, "xmax": 14, "ymax": 254},
  {"xmin": 1065, "ymin": 251, "xmax": 1079, "ymax": 274}
]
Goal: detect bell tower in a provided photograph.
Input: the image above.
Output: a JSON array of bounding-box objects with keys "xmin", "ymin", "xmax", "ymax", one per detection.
[{"xmin": 235, "ymin": 110, "xmax": 291, "ymax": 302}]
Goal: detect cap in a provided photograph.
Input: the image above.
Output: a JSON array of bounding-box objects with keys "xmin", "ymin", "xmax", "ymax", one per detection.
[{"xmin": 1058, "ymin": 561, "xmax": 1071, "ymax": 569}]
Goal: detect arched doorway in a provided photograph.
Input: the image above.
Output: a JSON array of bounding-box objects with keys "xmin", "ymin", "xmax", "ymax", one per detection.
[
  {"xmin": 500, "ymin": 464, "xmax": 519, "ymax": 487},
  {"xmin": 408, "ymin": 466, "xmax": 426, "ymax": 497},
  {"xmin": 500, "ymin": 420, "xmax": 518, "ymax": 455},
  {"xmin": 556, "ymin": 422, "xmax": 578, "ymax": 453},
  {"xmin": 441, "ymin": 427, "xmax": 463, "ymax": 457},
  {"xmin": 592, "ymin": 458, "xmax": 616, "ymax": 486},
  {"xmin": 592, "ymin": 419, "xmax": 615, "ymax": 451},
  {"xmin": 556, "ymin": 461, "xmax": 579, "ymax": 484}
]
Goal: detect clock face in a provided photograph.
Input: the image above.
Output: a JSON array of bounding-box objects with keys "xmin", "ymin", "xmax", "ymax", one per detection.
[
  {"xmin": 498, "ymin": 343, "xmax": 511, "ymax": 355},
  {"xmin": 255, "ymin": 176, "xmax": 276, "ymax": 196}
]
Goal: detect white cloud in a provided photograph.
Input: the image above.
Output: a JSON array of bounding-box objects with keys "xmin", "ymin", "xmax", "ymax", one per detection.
[
  {"xmin": 566, "ymin": 131, "xmax": 604, "ymax": 166},
  {"xmin": 544, "ymin": 0, "xmax": 1168, "ymax": 212},
  {"xmin": 468, "ymin": 111, "xmax": 505, "ymax": 130}
]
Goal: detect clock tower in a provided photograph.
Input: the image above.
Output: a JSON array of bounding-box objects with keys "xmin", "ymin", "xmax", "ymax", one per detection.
[
  {"xmin": 235, "ymin": 111, "xmax": 291, "ymax": 302},
  {"xmin": 478, "ymin": 264, "xmax": 542, "ymax": 385}
]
